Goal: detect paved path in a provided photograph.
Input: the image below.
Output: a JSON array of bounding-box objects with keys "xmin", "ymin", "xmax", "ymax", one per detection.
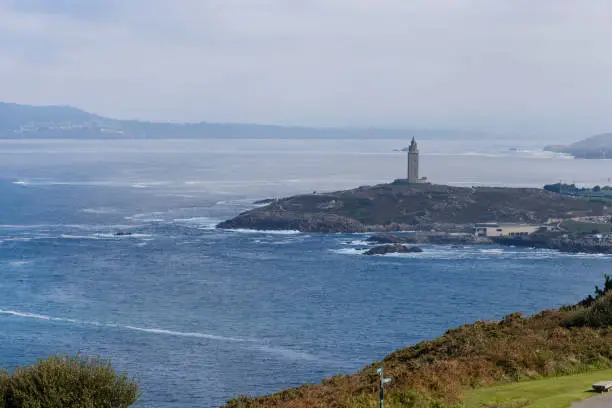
[{"xmin": 571, "ymin": 393, "xmax": 612, "ymax": 408}]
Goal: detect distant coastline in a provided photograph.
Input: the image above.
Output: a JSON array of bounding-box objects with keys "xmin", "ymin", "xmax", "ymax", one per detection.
[{"xmin": 0, "ymin": 101, "xmax": 488, "ymax": 140}]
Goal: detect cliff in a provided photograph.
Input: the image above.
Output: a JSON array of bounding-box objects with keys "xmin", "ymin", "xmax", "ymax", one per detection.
[{"xmin": 216, "ymin": 181, "xmax": 605, "ymax": 233}]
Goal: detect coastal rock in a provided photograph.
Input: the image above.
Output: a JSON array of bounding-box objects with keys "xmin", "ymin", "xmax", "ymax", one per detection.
[{"xmin": 364, "ymin": 244, "xmax": 423, "ymax": 255}]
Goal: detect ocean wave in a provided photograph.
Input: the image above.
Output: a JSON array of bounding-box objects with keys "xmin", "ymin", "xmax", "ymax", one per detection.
[
  {"xmin": 226, "ymin": 229, "xmax": 301, "ymax": 235},
  {"xmin": 92, "ymin": 233, "xmax": 152, "ymax": 239},
  {"xmin": 60, "ymin": 234, "xmax": 100, "ymax": 240},
  {"xmin": 172, "ymin": 217, "xmax": 221, "ymax": 230},
  {"xmin": 7, "ymin": 260, "xmax": 32, "ymax": 266},
  {"xmin": 331, "ymin": 248, "xmax": 367, "ymax": 255},
  {"xmin": 0, "ymin": 309, "xmax": 322, "ymax": 361},
  {"xmin": 81, "ymin": 208, "xmax": 119, "ymax": 214},
  {"xmin": 331, "ymin": 245, "xmax": 611, "ymax": 260},
  {"xmin": 342, "ymin": 239, "xmax": 371, "ymax": 246},
  {"xmin": 0, "ymin": 309, "xmax": 245, "ymax": 342}
]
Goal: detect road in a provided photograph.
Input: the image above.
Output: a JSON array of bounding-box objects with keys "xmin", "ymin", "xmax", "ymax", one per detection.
[{"xmin": 571, "ymin": 393, "xmax": 612, "ymax": 408}]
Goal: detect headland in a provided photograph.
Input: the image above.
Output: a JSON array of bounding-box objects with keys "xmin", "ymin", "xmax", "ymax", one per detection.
[{"xmin": 216, "ymin": 180, "xmax": 605, "ymax": 233}]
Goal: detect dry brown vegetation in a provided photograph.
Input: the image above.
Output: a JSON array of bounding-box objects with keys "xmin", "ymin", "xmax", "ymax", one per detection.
[{"xmin": 224, "ymin": 279, "xmax": 612, "ymax": 408}]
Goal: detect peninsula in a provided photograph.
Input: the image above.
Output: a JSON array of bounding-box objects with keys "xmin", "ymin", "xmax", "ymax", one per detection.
[{"xmin": 216, "ymin": 181, "xmax": 604, "ymax": 233}]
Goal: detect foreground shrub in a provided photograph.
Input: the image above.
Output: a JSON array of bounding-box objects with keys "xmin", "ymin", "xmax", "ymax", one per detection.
[{"xmin": 1, "ymin": 355, "xmax": 139, "ymax": 408}]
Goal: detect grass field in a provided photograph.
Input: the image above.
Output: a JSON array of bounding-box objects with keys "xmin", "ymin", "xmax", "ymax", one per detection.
[
  {"xmin": 560, "ymin": 220, "xmax": 612, "ymax": 234},
  {"xmin": 464, "ymin": 369, "xmax": 612, "ymax": 408}
]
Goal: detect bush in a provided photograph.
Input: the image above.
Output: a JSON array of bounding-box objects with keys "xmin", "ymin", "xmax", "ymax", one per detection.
[{"xmin": 0, "ymin": 355, "xmax": 139, "ymax": 408}]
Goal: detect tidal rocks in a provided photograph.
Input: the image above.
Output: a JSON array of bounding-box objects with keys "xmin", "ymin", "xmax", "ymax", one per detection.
[{"xmin": 364, "ymin": 244, "xmax": 423, "ymax": 256}]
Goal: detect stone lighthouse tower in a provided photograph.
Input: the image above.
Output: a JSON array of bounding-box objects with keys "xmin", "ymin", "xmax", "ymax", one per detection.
[{"xmin": 407, "ymin": 137, "xmax": 419, "ymax": 183}]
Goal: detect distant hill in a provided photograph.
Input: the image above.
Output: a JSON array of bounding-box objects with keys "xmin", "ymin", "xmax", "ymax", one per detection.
[
  {"xmin": 0, "ymin": 101, "xmax": 485, "ymax": 139},
  {"xmin": 544, "ymin": 132, "xmax": 612, "ymax": 159}
]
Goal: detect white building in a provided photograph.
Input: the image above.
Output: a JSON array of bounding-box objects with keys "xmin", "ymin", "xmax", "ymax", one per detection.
[{"xmin": 473, "ymin": 223, "xmax": 542, "ymax": 237}]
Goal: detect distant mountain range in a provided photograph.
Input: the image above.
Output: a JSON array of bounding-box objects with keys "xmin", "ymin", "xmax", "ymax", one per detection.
[
  {"xmin": 544, "ymin": 133, "xmax": 612, "ymax": 159},
  {"xmin": 0, "ymin": 102, "xmax": 485, "ymax": 139}
]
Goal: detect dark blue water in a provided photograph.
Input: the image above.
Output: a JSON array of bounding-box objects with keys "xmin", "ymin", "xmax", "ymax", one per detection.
[{"xmin": 0, "ymin": 140, "xmax": 610, "ymax": 407}]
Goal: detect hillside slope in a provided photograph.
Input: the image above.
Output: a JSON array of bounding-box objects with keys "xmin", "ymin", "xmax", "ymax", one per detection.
[
  {"xmin": 223, "ymin": 282, "xmax": 612, "ymax": 408},
  {"xmin": 217, "ymin": 181, "xmax": 605, "ymax": 233}
]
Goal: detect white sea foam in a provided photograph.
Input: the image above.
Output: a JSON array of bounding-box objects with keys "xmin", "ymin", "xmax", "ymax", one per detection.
[
  {"xmin": 343, "ymin": 239, "xmax": 371, "ymax": 246},
  {"xmin": 173, "ymin": 217, "xmax": 220, "ymax": 230},
  {"xmin": 7, "ymin": 260, "xmax": 31, "ymax": 266},
  {"xmin": 331, "ymin": 248, "xmax": 367, "ymax": 255},
  {"xmin": 81, "ymin": 208, "xmax": 118, "ymax": 214},
  {"xmin": 60, "ymin": 234, "xmax": 100, "ymax": 240},
  {"xmin": 479, "ymin": 249, "xmax": 505, "ymax": 254},
  {"xmin": 226, "ymin": 228, "xmax": 301, "ymax": 235},
  {"xmin": 93, "ymin": 233, "xmax": 152, "ymax": 239}
]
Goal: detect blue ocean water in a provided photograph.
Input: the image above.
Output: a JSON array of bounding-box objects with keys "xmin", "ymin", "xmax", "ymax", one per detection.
[{"xmin": 0, "ymin": 139, "xmax": 610, "ymax": 407}]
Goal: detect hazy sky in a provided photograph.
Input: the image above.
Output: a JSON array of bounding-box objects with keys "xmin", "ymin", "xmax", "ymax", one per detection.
[{"xmin": 1, "ymin": 0, "xmax": 611, "ymax": 137}]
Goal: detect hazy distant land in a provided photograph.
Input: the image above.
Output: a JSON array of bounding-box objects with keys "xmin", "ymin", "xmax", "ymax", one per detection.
[
  {"xmin": 0, "ymin": 101, "xmax": 492, "ymax": 140},
  {"xmin": 544, "ymin": 133, "xmax": 612, "ymax": 159}
]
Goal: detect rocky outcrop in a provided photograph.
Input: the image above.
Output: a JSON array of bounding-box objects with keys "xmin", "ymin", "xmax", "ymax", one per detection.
[
  {"xmin": 216, "ymin": 211, "xmax": 368, "ymax": 233},
  {"xmin": 364, "ymin": 244, "xmax": 423, "ymax": 255},
  {"xmin": 217, "ymin": 182, "xmax": 605, "ymax": 233}
]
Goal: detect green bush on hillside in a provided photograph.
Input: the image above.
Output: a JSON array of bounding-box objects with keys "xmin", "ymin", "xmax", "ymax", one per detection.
[{"xmin": 0, "ymin": 355, "xmax": 139, "ymax": 408}]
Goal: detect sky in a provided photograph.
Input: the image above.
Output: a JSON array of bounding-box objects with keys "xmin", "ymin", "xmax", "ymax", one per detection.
[{"xmin": 1, "ymin": 0, "xmax": 612, "ymax": 137}]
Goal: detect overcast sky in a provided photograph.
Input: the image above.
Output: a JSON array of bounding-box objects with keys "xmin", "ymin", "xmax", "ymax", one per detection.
[{"xmin": 1, "ymin": 0, "xmax": 611, "ymax": 137}]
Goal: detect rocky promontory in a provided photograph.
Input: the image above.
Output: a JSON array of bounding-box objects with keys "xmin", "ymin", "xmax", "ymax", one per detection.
[{"xmin": 216, "ymin": 181, "xmax": 604, "ymax": 233}]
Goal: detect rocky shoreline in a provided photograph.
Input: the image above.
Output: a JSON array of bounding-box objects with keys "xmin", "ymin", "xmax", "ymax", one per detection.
[{"xmin": 363, "ymin": 232, "xmax": 612, "ymax": 255}]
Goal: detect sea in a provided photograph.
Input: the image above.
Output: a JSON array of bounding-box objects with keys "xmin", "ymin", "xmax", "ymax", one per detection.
[{"xmin": 1, "ymin": 138, "xmax": 611, "ymax": 407}]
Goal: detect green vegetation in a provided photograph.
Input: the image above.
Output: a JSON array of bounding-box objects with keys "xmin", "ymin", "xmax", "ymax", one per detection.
[
  {"xmin": 0, "ymin": 355, "xmax": 139, "ymax": 408},
  {"xmin": 224, "ymin": 279, "xmax": 612, "ymax": 408},
  {"xmin": 560, "ymin": 220, "xmax": 612, "ymax": 234},
  {"xmin": 464, "ymin": 369, "xmax": 612, "ymax": 408}
]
